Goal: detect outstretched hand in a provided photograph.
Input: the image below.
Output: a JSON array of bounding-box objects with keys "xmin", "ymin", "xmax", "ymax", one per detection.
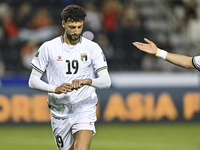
[{"xmin": 133, "ymin": 38, "xmax": 158, "ymax": 55}]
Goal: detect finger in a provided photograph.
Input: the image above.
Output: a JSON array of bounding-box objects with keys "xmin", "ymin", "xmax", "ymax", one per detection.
[
  {"xmin": 64, "ymin": 83, "xmax": 71, "ymax": 89},
  {"xmin": 76, "ymin": 80, "xmax": 81, "ymax": 89},
  {"xmin": 61, "ymin": 89, "xmax": 67, "ymax": 94},
  {"xmin": 133, "ymin": 43, "xmax": 144, "ymax": 49},
  {"xmin": 144, "ymin": 38, "xmax": 152, "ymax": 44},
  {"xmin": 71, "ymin": 81, "xmax": 75, "ymax": 89},
  {"xmin": 72, "ymin": 80, "xmax": 78, "ymax": 90},
  {"xmin": 74, "ymin": 80, "xmax": 78, "ymax": 89},
  {"xmin": 61, "ymin": 85, "xmax": 70, "ymax": 93},
  {"xmin": 132, "ymin": 42, "xmax": 137, "ymax": 45},
  {"xmin": 68, "ymin": 88, "xmax": 73, "ymax": 92},
  {"xmin": 134, "ymin": 43, "xmax": 145, "ymax": 49},
  {"xmin": 79, "ymin": 82, "xmax": 83, "ymax": 88},
  {"xmin": 133, "ymin": 42, "xmax": 138, "ymax": 46},
  {"xmin": 133, "ymin": 42, "xmax": 142, "ymax": 45},
  {"xmin": 76, "ymin": 80, "xmax": 82, "ymax": 89},
  {"xmin": 66, "ymin": 85, "xmax": 73, "ymax": 92},
  {"xmin": 68, "ymin": 84, "xmax": 72, "ymax": 92}
]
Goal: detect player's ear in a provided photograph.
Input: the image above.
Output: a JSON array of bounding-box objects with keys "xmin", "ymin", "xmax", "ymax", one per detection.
[{"xmin": 62, "ymin": 21, "xmax": 66, "ymax": 28}]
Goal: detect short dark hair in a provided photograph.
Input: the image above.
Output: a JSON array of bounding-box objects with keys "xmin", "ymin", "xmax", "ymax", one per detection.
[{"xmin": 61, "ymin": 5, "xmax": 86, "ymax": 22}]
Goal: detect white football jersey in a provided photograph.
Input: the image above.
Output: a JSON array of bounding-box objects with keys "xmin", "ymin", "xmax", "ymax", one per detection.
[
  {"xmin": 30, "ymin": 36, "xmax": 107, "ymax": 118},
  {"xmin": 193, "ymin": 56, "xmax": 200, "ymax": 71}
]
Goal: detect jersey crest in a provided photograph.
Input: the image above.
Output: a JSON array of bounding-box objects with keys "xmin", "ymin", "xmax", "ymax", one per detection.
[{"xmin": 81, "ymin": 53, "xmax": 87, "ymax": 62}]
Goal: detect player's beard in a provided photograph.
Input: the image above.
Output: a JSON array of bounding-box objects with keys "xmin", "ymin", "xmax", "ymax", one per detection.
[{"xmin": 67, "ymin": 33, "xmax": 80, "ymax": 42}]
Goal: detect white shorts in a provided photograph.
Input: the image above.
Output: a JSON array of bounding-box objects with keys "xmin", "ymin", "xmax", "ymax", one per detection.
[{"xmin": 51, "ymin": 105, "xmax": 97, "ymax": 150}]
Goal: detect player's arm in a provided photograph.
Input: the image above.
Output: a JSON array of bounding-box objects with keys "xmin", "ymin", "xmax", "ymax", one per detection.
[
  {"xmin": 91, "ymin": 69, "xmax": 111, "ymax": 89},
  {"xmin": 71, "ymin": 69, "xmax": 111, "ymax": 90},
  {"xmin": 133, "ymin": 38, "xmax": 195, "ymax": 69},
  {"xmin": 28, "ymin": 69, "xmax": 72, "ymax": 94}
]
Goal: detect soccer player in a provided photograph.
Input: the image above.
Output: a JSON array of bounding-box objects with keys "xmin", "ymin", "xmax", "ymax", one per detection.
[
  {"xmin": 133, "ymin": 38, "xmax": 200, "ymax": 70},
  {"xmin": 28, "ymin": 5, "xmax": 111, "ymax": 150}
]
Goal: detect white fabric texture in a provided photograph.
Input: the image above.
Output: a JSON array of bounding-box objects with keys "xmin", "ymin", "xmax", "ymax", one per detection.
[
  {"xmin": 29, "ymin": 36, "xmax": 111, "ymax": 118},
  {"xmin": 91, "ymin": 69, "xmax": 111, "ymax": 89},
  {"xmin": 28, "ymin": 69, "xmax": 57, "ymax": 93}
]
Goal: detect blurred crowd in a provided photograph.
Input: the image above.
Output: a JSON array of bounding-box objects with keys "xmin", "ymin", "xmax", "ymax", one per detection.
[{"xmin": 0, "ymin": 0, "xmax": 200, "ymax": 77}]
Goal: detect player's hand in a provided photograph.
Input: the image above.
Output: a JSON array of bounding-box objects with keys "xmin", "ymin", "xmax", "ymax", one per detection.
[
  {"xmin": 54, "ymin": 83, "xmax": 72, "ymax": 94},
  {"xmin": 133, "ymin": 38, "xmax": 158, "ymax": 55},
  {"xmin": 71, "ymin": 79, "xmax": 92, "ymax": 90}
]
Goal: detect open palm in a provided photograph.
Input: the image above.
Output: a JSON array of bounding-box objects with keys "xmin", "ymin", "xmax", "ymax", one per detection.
[{"xmin": 133, "ymin": 38, "xmax": 158, "ymax": 55}]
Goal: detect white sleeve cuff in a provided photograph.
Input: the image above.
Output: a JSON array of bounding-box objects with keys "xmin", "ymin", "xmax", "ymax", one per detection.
[
  {"xmin": 29, "ymin": 69, "xmax": 57, "ymax": 93},
  {"xmin": 156, "ymin": 48, "xmax": 167, "ymax": 59},
  {"xmin": 48, "ymin": 85, "xmax": 57, "ymax": 93}
]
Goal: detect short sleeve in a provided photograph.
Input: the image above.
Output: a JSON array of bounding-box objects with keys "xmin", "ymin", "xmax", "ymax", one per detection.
[
  {"xmin": 30, "ymin": 43, "xmax": 49, "ymax": 74},
  {"xmin": 192, "ymin": 56, "xmax": 200, "ymax": 71},
  {"xmin": 91, "ymin": 43, "xmax": 108, "ymax": 73}
]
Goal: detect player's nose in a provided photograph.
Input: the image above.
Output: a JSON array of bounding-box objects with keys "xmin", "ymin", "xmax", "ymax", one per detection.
[{"xmin": 73, "ymin": 28, "xmax": 79, "ymax": 34}]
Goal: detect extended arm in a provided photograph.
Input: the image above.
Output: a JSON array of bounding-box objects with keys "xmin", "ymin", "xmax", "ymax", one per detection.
[{"xmin": 133, "ymin": 38, "xmax": 195, "ymax": 69}]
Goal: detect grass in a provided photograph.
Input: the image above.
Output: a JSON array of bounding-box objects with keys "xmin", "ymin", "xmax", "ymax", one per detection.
[
  {"xmin": 92, "ymin": 123, "xmax": 200, "ymax": 150},
  {"xmin": 0, "ymin": 122, "xmax": 200, "ymax": 150}
]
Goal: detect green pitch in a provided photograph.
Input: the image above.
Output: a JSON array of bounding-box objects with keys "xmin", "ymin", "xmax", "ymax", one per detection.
[{"xmin": 1, "ymin": 122, "xmax": 200, "ymax": 150}]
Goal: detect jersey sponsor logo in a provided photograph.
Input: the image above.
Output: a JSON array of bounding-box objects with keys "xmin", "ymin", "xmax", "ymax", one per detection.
[
  {"xmin": 101, "ymin": 52, "xmax": 106, "ymax": 61},
  {"xmin": 81, "ymin": 53, "xmax": 87, "ymax": 62},
  {"xmin": 56, "ymin": 56, "xmax": 63, "ymax": 61}
]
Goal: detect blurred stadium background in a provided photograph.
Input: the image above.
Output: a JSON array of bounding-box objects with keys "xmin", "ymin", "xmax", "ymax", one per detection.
[{"xmin": 0, "ymin": 0, "xmax": 200, "ymax": 150}]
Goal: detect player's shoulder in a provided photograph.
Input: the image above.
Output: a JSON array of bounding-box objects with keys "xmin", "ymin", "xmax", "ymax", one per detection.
[
  {"xmin": 43, "ymin": 36, "xmax": 62, "ymax": 47},
  {"xmin": 81, "ymin": 36, "xmax": 98, "ymax": 46},
  {"xmin": 81, "ymin": 36, "xmax": 100, "ymax": 49}
]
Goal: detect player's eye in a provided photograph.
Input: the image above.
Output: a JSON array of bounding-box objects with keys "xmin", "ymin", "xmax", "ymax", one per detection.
[{"xmin": 68, "ymin": 26, "xmax": 75, "ymax": 29}]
